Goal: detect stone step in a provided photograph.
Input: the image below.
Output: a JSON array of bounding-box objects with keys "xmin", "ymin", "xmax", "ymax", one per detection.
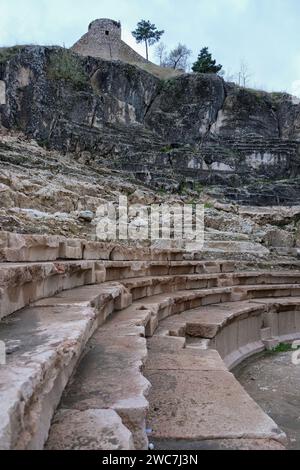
[
  {"xmin": 204, "ymin": 240, "xmax": 269, "ymax": 256},
  {"xmin": 45, "ymin": 409, "xmax": 134, "ymax": 450},
  {"xmin": 121, "ymin": 272, "xmax": 300, "ymax": 301},
  {"xmin": 47, "ymin": 303, "xmax": 153, "ymax": 450},
  {"xmin": 154, "ymin": 296, "xmax": 300, "ymax": 369},
  {"xmin": 0, "ymin": 231, "xmax": 188, "ymax": 263},
  {"xmin": 232, "ymin": 283, "xmax": 300, "ymax": 301},
  {"xmin": 104, "ymin": 258, "xmax": 300, "ymax": 278},
  {"xmin": 147, "ymin": 336, "xmax": 186, "ymax": 353},
  {"xmin": 103, "ymin": 259, "xmax": 237, "ymax": 279},
  {"xmin": 144, "ymin": 348, "xmax": 286, "ymax": 450},
  {"xmin": 153, "ymin": 300, "xmax": 266, "ymax": 339},
  {"xmin": 133, "ymin": 285, "xmax": 300, "ymax": 337},
  {"xmin": 0, "ymin": 282, "xmax": 130, "ymax": 450},
  {"xmin": 0, "ymin": 260, "xmax": 96, "ymax": 320}
]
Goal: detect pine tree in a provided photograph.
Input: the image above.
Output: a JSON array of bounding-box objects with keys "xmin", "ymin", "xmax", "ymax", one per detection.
[
  {"xmin": 192, "ymin": 47, "xmax": 222, "ymax": 74},
  {"xmin": 132, "ymin": 20, "xmax": 164, "ymax": 61}
]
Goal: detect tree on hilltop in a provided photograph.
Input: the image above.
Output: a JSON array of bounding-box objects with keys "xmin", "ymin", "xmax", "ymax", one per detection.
[
  {"xmin": 155, "ymin": 42, "xmax": 167, "ymax": 66},
  {"xmin": 132, "ymin": 20, "xmax": 164, "ymax": 61},
  {"xmin": 164, "ymin": 43, "xmax": 192, "ymax": 71},
  {"xmin": 192, "ymin": 47, "xmax": 222, "ymax": 74}
]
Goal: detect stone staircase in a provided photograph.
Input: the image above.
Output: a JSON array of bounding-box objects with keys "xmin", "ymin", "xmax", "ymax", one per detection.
[{"xmin": 1, "ymin": 232, "xmax": 300, "ymax": 450}]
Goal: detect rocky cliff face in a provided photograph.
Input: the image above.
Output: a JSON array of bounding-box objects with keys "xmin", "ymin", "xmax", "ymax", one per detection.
[{"xmin": 1, "ymin": 46, "xmax": 300, "ymax": 205}]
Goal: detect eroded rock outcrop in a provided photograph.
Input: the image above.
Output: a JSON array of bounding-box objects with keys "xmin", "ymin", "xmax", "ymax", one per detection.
[{"xmin": 1, "ymin": 46, "xmax": 300, "ymax": 204}]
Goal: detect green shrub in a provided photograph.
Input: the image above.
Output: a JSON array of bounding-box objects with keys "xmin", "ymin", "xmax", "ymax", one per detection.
[
  {"xmin": 267, "ymin": 343, "xmax": 298, "ymax": 354},
  {"xmin": 47, "ymin": 49, "xmax": 87, "ymax": 88}
]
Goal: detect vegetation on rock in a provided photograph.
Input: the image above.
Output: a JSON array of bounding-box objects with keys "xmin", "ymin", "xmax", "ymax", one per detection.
[
  {"xmin": 192, "ymin": 47, "xmax": 222, "ymax": 74},
  {"xmin": 0, "ymin": 46, "xmax": 25, "ymax": 65},
  {"xmin": 47, "ymin": 49, "xmax": 87, "ymax": 88}
]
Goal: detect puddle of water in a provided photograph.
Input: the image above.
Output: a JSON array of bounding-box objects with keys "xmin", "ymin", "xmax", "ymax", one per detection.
[{"xmin": 234, "ymin": 351, "xmax": 300, "ymax": 450}]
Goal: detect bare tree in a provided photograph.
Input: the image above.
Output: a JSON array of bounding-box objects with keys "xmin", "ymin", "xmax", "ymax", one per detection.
[
  {"xmin": 238, "ymin": 60, "xmax": 252, "ymax": 88},
  {"xmin": 223, "ymin": 67, "xmax": 236, "ymax": 83},
  {"xmin": 164, "ymin": 43, "xmax": 192, "ymax": 71},
  {"xmin": 155, "ymin": 42, "xmax": 167, "ymax": 66}
]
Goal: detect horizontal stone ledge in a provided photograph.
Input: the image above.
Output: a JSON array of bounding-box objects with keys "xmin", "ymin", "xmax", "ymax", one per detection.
[{"xmin": 0, "ymin": 231, "xmax": 192, "ymax": 263}]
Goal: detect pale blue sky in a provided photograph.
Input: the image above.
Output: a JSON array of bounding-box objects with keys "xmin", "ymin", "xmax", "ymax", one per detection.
[{"xmin": 1, "ymin": 0, "xmax": 300, "ymax": 95}]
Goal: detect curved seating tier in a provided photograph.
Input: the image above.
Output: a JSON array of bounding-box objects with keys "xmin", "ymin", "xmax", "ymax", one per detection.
[{"xmin": 1, "ymin": 232, "xmax": 300, "ymax": 450}]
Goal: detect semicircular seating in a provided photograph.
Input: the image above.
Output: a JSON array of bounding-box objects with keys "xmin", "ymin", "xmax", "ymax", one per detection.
[{"xmin": 0, "ymin": 232, "xmax": 300, "ymax": 450}]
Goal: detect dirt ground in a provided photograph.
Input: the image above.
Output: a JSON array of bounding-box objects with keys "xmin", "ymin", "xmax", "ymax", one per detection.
[{"xmin": 234, "ymin": 351, "xmax": 300, "ymax": 450}]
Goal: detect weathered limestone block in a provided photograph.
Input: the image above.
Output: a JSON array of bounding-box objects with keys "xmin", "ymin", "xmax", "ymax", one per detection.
[
  {"xmin": 114, "ymin": 285, "xmax": 133, "ymax": 311},
  {"xmin": 110, "ymin": 246, "xmax": 150, "ymax": 262},
  {"xmin": 264, "ymin": 229, "xmax": 295, "ymax": 248},
  {"xmin": 59, "ymin": 238, "xmax": 83, "ymax": 260},
  {"xmin": 145, "ymin": 366, "xmax": 286, "ymax": 446},
  {"xmin": 83, "ymin": 241, "xmax": 113, "ymax": 260},
  {"xmin": 0, "ymin": 232, "xmax": 60, "ymax": 262},
  {"xmin": 205, "ymin": 240, "xmax": 270, "ymax": 256},
  {"xmin": 94, "ymin": 263, "xmax": 106, "ymax": 283},
  {"xmin": 46, "ymin": 409, "xmax": 135, "ymax": 450}
]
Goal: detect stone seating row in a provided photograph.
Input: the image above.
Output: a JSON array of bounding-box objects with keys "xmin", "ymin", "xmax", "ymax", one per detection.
[
  {"xmin": 0, "ymin": 261, "xmax": 96, "ymax": 320},
  {"xmin": 0, "ymin": 282, "xmax": 133, "ymax": 450},
  {"xmin": 2, "ymin": 237, "xmax": 300, "ymax": 450},
  {"xmin": 93, "ymin": 259, "xmax": 300, "ymax": 280},
  {"xmin": 144, "ymin": 294, "xmax": 300, "ymax": 449},
  {"xmin": 0, "ymin": 231, "xmax": 188, "ymax": 263},
  {"xmin": 1, "ymin": 282, "xmax": 299, "ymax": 450},
  {"xmin": 154, "ymin": 297, "xmax": 300, "ymax": 368},
  {"xmin": 2, "ymin": 231, "xmax": 300, "ymax": 265},
  {"xmin": 2, "ymin": 255, "xmax": 300, "ymax": 321},
  {"xmin": 46, "ymin": 284, "xmax": 300, "ymax": 450}
]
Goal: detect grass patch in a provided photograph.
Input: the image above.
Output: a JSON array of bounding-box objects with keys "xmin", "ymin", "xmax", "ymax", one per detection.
[
  {"xmin": 269, "ymin": 91, "xmax": 290, "ymax": 104},
  {"xmin": 267, "ymin": 343, "xmax": 299, "ymax": 354},
  {"xmin": 193, "ymin": 182, "xmax": 204, "ymax": 194},
  {"xmin": 157, "ymin": 188, "xmax": 168, "ymax": 195},
  {"xmin": 161, "ymin": 145, "xmax": 173, "ymax": 153},
  {"xmin": 0, "ymin": 46, "xmax": 25, "ymax": 65},
  {"xmin": 135, "ymin": 61, "xmax": 183, "ymax": 80},
  {"xmin": 47, "ymin": 49, "xmax": 87, "ymax": 89}
]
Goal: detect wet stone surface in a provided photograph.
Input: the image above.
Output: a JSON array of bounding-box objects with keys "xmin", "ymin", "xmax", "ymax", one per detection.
[{"xmin": 234, "ymin": 351, "xmax": 300, "ymax": 450}]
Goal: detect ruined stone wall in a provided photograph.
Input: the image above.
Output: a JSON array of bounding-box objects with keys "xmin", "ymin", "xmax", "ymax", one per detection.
[{"xmin": 71, "ymin": 18, "xmax": 147, "ymax": 64}]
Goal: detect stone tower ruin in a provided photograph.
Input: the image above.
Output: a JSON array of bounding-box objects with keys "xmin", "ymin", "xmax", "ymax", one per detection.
[{"xmin": 71, "ymin": 18, "xmax": 147, "ymax": 64}]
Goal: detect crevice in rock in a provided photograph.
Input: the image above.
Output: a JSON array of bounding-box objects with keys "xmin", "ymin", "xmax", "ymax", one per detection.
[
  {"xmin": 201, "ymin": 78, "xmax": 227, "ymax": 146},
  {"xmin": 142, "ymin": 86, "xmax": 162, "ymax": 122}
]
